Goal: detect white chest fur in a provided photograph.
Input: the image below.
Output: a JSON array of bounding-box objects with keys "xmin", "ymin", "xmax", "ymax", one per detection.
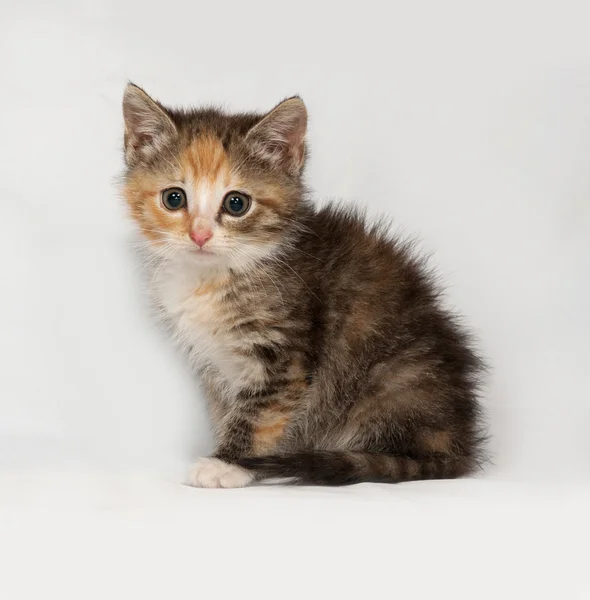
[{"xmin": 149, "ymin": 255, "xmax": 266, "ymax": 392}]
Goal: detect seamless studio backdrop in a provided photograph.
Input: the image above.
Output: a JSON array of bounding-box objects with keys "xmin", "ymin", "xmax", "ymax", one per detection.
[{"xmin": 1, "ymin": 1, "xmax": 589, "ymax": 599}]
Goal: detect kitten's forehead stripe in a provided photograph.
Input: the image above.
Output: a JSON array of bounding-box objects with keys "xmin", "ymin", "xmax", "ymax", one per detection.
[{"xmin": 183, "ymin": 135, "xmax": 229, "ymax": 183}]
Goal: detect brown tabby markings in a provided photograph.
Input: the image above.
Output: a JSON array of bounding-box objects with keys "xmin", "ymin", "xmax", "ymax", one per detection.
[
  {"xmin": 404, "ymin": 459, "xmax": 421, "ymax": 479},
  {"xmin": 121, "ymin": 83, "xmax": 487, "ymax": 487}
]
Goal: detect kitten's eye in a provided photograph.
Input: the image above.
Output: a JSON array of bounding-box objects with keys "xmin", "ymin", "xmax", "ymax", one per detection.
[
  {"xmin": 222, "ymin": 191, "xmax": 251, "ymax": 217},
  {"xmin": 162, "ymin": 188, "xmax": 187, "ymax": 211}
]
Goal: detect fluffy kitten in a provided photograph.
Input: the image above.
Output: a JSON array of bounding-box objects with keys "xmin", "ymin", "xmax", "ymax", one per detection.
[{"xmin": 121, "ymin": 83, "xmax": 486, "ymax": 487}]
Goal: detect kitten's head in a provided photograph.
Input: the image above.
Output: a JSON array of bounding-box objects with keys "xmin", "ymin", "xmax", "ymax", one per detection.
[{"xmin": 121, "ymin": 83, "xmax": 308, "ymax": 270}]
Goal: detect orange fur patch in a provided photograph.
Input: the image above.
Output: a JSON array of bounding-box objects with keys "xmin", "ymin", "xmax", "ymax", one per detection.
[
  {"xmin": 181, "ymin": 135, "xmax": 230, "ymax": 185},
  {"xmin": 194, "ymin": 275, "xmax": 231, "ymax": 296},
  {"xmin": 252, "ymin": 403, "xmax": 292, "ymax": 455},
  {"xmin": 421, "ymin": 430, "xmax": 453, "ymax": 454},
  {"xmin": 124, "ymin": 169, "xmax": 190, "ymax": 242}
]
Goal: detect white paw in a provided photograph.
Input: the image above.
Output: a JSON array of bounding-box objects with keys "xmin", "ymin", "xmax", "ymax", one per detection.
[{"xmin": 187, "ymin": 458, "xmax": 254, "ymax": 489}]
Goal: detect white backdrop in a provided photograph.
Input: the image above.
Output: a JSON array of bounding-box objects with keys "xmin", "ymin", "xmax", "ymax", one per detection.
[
  {"xmin": 2, "ymin": 2, "xmax": 590, "ymax": 598},
  {"xmin": 1, "ymin": 0, "xmax": 589, "ymax": 483}
]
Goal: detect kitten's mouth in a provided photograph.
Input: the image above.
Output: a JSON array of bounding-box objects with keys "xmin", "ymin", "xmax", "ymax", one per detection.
[{"xmin": 191, "ymin": 248, "xmax": 216, "ymax": 257}]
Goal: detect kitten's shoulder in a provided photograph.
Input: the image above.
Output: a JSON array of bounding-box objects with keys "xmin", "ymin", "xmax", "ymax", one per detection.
[
  {"xmin": 307, "ymin": 202, "xmax": 414, "ymax": 259},
  {"xmin": 302, "ymin": 201, "xmax": 434, "ymax": 295},
  {"xmin": 311, "ymin": 202, "xmax": 368, "ymax": 232}
]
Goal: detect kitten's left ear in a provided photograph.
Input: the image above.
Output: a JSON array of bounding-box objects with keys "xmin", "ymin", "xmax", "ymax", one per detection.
[
  {"xmin": 122, "ymin": 83, "xmax": 177, "ymax": 166},
  {"xmin": 246, "ymin": 97, "xmax": 307, "ymax": 174}
]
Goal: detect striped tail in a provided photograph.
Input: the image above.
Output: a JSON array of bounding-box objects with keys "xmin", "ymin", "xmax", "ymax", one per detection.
[{"xmin": 236, "ymin": 451, "xmax": 473, "ymax": 486}]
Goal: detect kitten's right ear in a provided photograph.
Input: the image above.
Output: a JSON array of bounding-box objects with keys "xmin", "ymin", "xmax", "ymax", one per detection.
[{"xmin": 122, "ymin": 83, "xmax": 177, "ymax": 166}]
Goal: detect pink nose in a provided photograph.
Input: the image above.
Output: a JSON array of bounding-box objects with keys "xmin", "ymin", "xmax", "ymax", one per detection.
[{"xmin": 190, "ymin": 229, "xmax": 213, "ymax": 248}]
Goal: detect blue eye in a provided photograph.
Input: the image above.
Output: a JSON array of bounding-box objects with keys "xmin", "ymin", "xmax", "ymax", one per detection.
[
  {"xmin": 162, "ymin": 188, "xmax": 186, "ymax": 210},
  {"xmin": 223, "ymin": 191, "xmax": 251, "ymax": 216}
]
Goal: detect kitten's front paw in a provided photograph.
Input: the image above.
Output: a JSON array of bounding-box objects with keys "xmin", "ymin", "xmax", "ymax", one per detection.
[{"xmin": 187, "ymin": 457, "xmax": 254, "ymax": 489}]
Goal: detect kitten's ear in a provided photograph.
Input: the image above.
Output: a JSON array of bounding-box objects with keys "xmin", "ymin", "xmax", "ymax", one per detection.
[
  {"xmin": 246, "ymin": 97, "xmax": 307, "ymax": 174},
  {"xmin": 122, "ymin": 83, "xmax": 177, "ymax": 166}
]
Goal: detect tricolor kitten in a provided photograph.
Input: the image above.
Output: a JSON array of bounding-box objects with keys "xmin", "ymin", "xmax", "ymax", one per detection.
[{"xmin": 122, "ymin": 83, "xmax": 486, "ymax": 487}]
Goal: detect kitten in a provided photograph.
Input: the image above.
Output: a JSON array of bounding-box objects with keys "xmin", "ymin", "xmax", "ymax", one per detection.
[{"xmin": 121, "ymin": 83, "xmax": 486, "ymax": 487}]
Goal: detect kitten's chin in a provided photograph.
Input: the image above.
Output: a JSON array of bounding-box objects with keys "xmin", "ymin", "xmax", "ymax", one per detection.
[{"xmin": 182, "ymin": 247, "xmax": 233, "ymax": 271}]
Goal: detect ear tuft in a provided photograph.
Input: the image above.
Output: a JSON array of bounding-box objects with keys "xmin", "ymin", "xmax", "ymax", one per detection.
[
  {"xmin": 122, "ymin": 83, "xmax": 177, "ymax": 166},
  {"xmin": 246, "ymin": 97, "xmax": 307, "ymax": 174}
]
